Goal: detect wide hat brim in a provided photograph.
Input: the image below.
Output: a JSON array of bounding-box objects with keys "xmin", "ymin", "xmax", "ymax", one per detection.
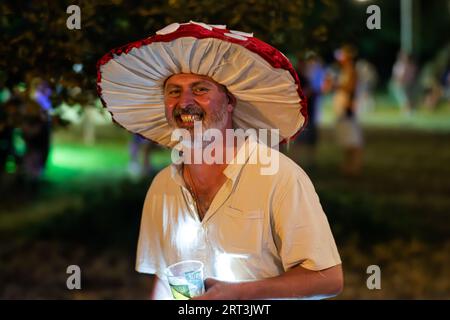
[{"xmin": 97, "ymin": 21, "xmax": 308, "ymax": 148}]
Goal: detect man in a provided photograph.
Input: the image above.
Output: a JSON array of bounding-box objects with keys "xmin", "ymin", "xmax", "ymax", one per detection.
[
  {"xmin": 97, "ymin": 21, "xmax": 343, "ymax": 299},
  {"xmin": 332, "ymin": 45, "xmax": 364, "ymax": 176}
]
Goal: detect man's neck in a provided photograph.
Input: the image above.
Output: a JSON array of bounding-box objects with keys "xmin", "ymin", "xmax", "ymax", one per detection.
[
  {"xmin": 186, "ymin": 146, "xmax": 235, "ymax": 181},
  {"xmin": 184, "ymin": 162, "xmax": 227, "ymax": 186},
  {"xmin": 182, "ymin": 135, "xmax": 239, "ymax": 190}
]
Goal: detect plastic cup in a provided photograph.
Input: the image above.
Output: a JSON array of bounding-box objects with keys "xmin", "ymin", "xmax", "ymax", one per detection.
[{"xmin": 165, "ymin": 260, "xmax": 205, "ymax": 300}]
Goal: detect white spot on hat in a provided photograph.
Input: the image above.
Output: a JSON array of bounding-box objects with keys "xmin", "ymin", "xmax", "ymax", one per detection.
[
  {"xmin": 224, "ymin": 32, "xmax": 248, "ymax": 41},
  {"xmin": 229, "ymin": 30, "xmax": 253, "ymax": 38},
  {"xmin": 189, "ymin": 21, "xmax": 213, "ymax": 30},
  {"xmin": 156, "ymin": 23, "xmax": 180, "ymax": 35},
  {"xmin": 209, "ymin": 24, "xmax": 227, "ymax": 29}
]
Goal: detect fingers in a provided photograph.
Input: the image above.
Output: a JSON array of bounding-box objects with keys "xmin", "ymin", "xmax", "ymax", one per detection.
[{"xmin": 204, "ymin": 277, "xmax": 219, "ymax": 290}]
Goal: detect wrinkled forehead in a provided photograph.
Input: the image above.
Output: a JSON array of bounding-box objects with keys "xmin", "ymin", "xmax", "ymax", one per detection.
[{"xmin": 164, "ymin": 73, "xmax": 226, "ymax": 90}]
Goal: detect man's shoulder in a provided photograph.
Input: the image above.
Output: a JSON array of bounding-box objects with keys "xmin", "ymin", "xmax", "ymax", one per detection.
[
  {"xmin": 146, "ymin": 165, "xmax": 175, "ymax": 194},
  {"xmin": 277, "ymin": 147, "xmax": 304, "ymax": 171},
  {"xmin": 252, "ymin": 141, "xmax": 305, "ymax": 178},
  {"xmin": 152, "ymin": 165, "xmax": 173, "ymax": 182}
]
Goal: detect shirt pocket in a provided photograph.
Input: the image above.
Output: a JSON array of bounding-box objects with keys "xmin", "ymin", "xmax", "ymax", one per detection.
[{"xmin": 215, "ymin": 206, "xmax": 264, "ymax": 255}]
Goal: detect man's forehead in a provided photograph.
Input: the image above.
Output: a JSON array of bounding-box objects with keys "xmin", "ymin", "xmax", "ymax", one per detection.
[{"xmin": 164, "ymin": 73, "xmax": 220, "ymax": 87}]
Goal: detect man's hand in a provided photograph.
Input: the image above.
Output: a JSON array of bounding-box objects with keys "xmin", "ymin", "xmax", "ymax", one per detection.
[
  {"xmin": 192, "ymin": 278, "xmax": 243, "ymax": 300},
  {"xmin": 192, "ymin": 264, "xmax": 343, "ymax": 300}
]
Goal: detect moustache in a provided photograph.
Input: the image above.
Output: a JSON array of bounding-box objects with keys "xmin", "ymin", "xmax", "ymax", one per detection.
[{"xmin": 173, "ymin": 105, "xmax": 205, "ymax": 118}]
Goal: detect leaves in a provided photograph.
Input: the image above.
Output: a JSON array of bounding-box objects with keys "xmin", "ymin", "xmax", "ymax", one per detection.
[{"xmin": 1, "ymin": 0, "xmax": 338, "ymax": 107}]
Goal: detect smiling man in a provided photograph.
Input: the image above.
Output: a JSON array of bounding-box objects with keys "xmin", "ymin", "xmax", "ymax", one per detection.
[
  {"xmin": 164, "ymin": 74, "xmax": 233, "ymax": 133},
  {"xmin": 97, "ymin": 21, "xmax": 343, "ymax": 300}
]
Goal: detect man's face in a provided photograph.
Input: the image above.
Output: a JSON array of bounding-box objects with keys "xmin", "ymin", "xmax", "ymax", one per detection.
[{"xmin": 164, "ymin": 74, "xmax": 234, "ymax": 133}]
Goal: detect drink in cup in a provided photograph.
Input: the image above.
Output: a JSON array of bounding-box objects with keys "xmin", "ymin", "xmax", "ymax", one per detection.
[{"xmin": 165, "ymin": 260, "xmax": 205, "ymax": 300}]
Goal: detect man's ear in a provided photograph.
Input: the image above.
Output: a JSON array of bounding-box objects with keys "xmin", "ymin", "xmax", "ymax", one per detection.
[{"xmin": 226, "ymin": 92, "xmax": 236, "ymax": 112}]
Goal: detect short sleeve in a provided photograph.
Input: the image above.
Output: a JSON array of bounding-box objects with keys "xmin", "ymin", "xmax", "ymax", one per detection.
[
  {"xmin": 135, "ymin": 182, "xmax": 165, "ymax": 279},
  {"xmin": 272, "ymin": 168, "xmax": 341, "ymax": 271}
]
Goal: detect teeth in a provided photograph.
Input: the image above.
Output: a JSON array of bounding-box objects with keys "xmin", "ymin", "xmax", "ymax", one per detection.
[{"xmin": 180, "ymin": 114, "xmax": 201, "ymax": 123}]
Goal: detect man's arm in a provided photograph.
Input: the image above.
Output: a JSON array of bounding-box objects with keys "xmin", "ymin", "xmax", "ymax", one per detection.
[
  {"xmin": 149, "ymin": 274, "xmax": 173, "ymax": 300},
  {"xmin": 194, "ymin": 264, "xmax": 343, "ymax": 300}
]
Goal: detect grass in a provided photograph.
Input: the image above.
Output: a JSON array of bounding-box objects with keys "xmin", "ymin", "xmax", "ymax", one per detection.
[
  {"xmin": 1, "ymin": 99, "xmax": 449, "ymax": 299},
  {"xmin": 319, "ymin": 93, "xmax": 450, "ymax": 132}
]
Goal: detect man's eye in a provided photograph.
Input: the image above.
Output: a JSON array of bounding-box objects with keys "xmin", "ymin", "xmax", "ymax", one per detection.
[
  {"xmin": 167, "ymin": 90, "xmax": 180, "ymax": 96},
  {"xmin": 193, "ymin": 87, "xmax": 209, "ymax": 94}
]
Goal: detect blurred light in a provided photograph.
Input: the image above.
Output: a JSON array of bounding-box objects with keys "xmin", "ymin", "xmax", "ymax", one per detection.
[
  {"xmin": 73, "ymin": 63, "xmax": 83, "ymax": 73},
  {"xmin": 56, "ymin": 103, "xmax": 82, "ymax": 124},
  {"xmin": 69, "ymin": 86, "xmax": 82, "ymax": 96},
  {"xmin": 175, "ymin": 217, "xmax": 201, "ymax": 251},
  {"xmin": 401, "ymin": 0, "xmax": 413, "ymax": 54},
  {"xmin": 13, "ymin": 129, "xmax": 26, "ymax": 156},
  {"xmin": 0, "ymin": 87, "xmax": 11, "ymax": 103},
  {"xmin": 5, "ymin": 155, "xmax": 16, "ymax": 174},
  {"xmin": 16, "ymin": 82, "xmax": 26, "ymax": 93},
  {"xmin": 214, "ymin": 252, "xmax": 248, "ymax": 282}
]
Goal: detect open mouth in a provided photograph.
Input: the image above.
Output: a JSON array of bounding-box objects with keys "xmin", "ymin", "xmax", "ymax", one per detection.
[{"xmin": 175, "ymin": 112, "xmax": 204, "ymax": 127}]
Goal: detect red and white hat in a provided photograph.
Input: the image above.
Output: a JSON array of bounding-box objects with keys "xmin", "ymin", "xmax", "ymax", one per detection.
[{"xmin": 97, "ymin": 21, "xmax": 307, "ymax": 147}]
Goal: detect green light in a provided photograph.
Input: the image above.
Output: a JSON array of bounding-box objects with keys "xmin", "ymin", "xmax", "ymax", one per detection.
[
  {"xmin": 5, "ymin": 155, "xmax": 16, "ymax": 174},
  {"xmin": 44, "ymin": 142, "xmax": 129, "ymax": 182},
  {"xmin": 44, "ymin": 139, "xmax": 172, "ymax": 183}
]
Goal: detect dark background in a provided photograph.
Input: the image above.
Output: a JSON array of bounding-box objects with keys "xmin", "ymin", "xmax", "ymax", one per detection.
[{"xmin": 1, "ymin": 0, "xmax": 449, "ymax": 299}]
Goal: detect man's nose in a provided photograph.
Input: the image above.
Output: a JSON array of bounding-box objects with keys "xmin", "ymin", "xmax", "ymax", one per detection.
[{"xmin": 178, "ymin": 90, "xmax": 195, "ymax": 109}]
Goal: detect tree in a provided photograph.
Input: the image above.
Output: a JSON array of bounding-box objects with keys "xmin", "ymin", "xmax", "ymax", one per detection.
[{"xmin": 1, "ymin": 0, "xmax": 338, "ymax": 110}]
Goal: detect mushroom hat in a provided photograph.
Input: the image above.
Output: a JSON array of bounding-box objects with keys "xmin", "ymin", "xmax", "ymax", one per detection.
[{"xmin": 97, "ymin": 21, "xmax": 307, "ymax": 147}]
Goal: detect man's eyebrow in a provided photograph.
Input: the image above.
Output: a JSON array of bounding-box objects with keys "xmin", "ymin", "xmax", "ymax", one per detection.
[
  {"xmin": 165, "ymin": 80, "xmax": 215, "ymax": 89},
  {"xmin": 191, "ymin": 81, "xmax": 214, "ymax": 87},
  {"xmin": 164, "ymin": 83, "xmax": 179, "ymax": 89}
]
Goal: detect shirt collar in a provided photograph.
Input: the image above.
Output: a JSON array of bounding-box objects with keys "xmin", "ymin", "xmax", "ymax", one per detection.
[
  {"xmin": 222, "ymin": 135, "xmax": 258, "ymax": 185},
  {"xmin": 169, "ymin": 135, "xmax": 258, "ymax": 187}
]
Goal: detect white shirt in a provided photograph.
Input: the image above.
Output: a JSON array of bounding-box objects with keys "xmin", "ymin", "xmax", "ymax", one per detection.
[{"xmin": 136, "ymin": 137, "xmax": 341, "ymax": 283}]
